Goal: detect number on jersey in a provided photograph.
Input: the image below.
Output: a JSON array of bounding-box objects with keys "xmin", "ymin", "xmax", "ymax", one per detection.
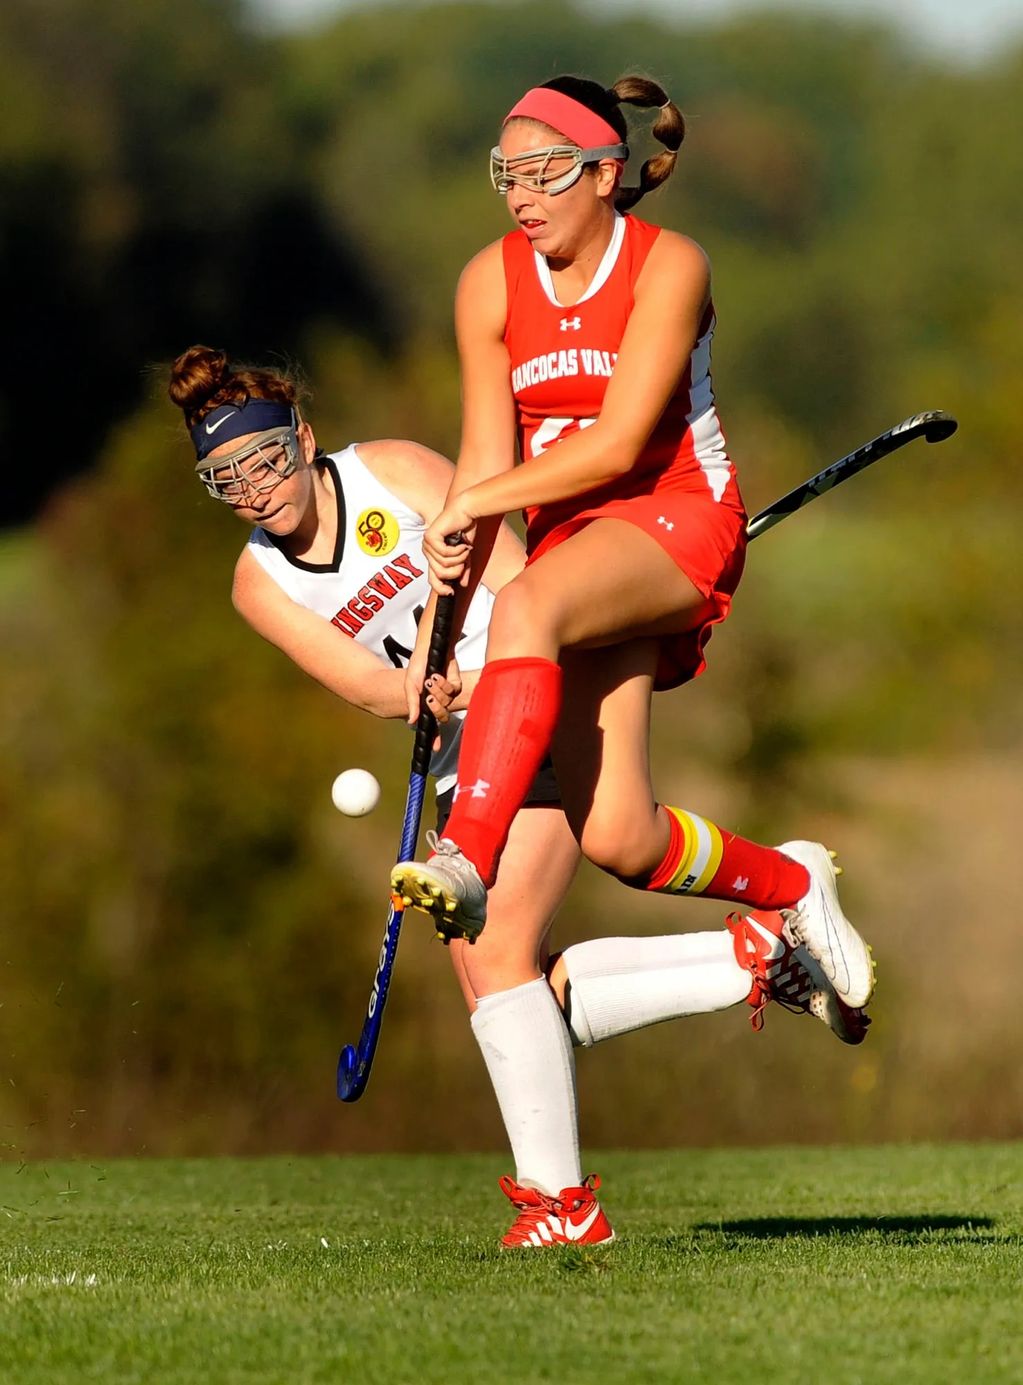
[
  {"xmin": 529, "ymin": 415, "xmax": 597, "ymax": 458},
  {"xmin": 382, "ymin": 604, "xmax": 425, "ymax": 668}
]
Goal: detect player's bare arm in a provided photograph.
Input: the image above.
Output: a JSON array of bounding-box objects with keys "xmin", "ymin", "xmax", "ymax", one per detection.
[
  {"xmin": 232, "ymin": 546, "xmax": 461, "ymax": 719},
  {"xmin": 421, "ymin": 244, "xmax": 517, "ymax": 594},
  {"xmin": 452, "ymin": 244, "xmax": 517, "ymax": 486}
]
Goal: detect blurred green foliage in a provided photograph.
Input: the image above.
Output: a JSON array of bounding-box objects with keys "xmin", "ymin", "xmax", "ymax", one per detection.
[{"xmin": 1, "ymin": 0, "xmax": 1020, "ymax": 1157}]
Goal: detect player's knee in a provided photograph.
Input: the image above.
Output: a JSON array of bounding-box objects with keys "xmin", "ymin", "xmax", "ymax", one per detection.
[
  {"xmin": 462, "ymin": 926, "xmax": 542, "ymax": 996},
  {"xmin": 578, "ymin": 815, "xmax": 653, "ymax": 879},
  {"xmin": 488, "ymin": 576, "xmax": 558, "ymax": 655}
]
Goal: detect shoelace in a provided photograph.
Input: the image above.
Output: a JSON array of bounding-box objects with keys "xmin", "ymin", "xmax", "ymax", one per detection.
[
  {"xmin": 499, "ymin": 1178, "xmax": 560, "ymax": 1239},
  {"xmin": 425, "ymin": 830, "xmax": 461, "ymax": 858},
  {"xmin": 727, "ymin": 913, "xmax": 813, "ymax": 1030},
  {"xmin": 508, "ymin": 1199, "xmax": 559, "ymax": 1234},
  {"xmin": 499, "ymin": 1175, "xmax": 600, "ymax": 1217}
]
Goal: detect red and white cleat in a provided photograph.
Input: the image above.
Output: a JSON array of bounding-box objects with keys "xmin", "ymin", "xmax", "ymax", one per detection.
[
  {"xmin": 499, "ymin": 1174, "xmax": 615, "ymax": 1249},
  {"xmin": 727, "ymin": 909, "xmax": 871, "ymax": 1045}
]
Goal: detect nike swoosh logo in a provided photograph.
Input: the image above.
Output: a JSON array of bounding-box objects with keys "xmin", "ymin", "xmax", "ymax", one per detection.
[
  {"xmin": 563, "ymin": 1204, "xmax": 603, "ymax": 1241},
  {"xmin": 747, "ymin": 917, "xmax": 786, "ymax": 961},
  {"xmin": 205, "ymin": 412, "xmax": 237, "ymax": 435}
]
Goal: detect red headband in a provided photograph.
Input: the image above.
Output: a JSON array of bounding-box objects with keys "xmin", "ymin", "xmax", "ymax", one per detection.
[{"xmin": 504, "ymin": 87, "xmax": 622, "ymax": 150}]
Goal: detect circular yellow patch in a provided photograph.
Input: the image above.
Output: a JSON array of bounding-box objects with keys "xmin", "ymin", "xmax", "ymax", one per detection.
[{"xmin": 355, "ymin": 507, "xmax": 399, "ymax": 558}]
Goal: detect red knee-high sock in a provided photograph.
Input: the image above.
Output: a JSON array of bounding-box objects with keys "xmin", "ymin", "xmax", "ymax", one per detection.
[
  {"xmin": 639, "ymin": 806, "xmax": 809, "ymax": 909},
  {"xmin": 441, "ymin": 657, "xmax": 562, "ymax": 887}
]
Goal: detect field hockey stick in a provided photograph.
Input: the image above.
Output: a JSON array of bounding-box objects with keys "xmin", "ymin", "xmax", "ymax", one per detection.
[
  {"xmin": 336, "ymin": 591, "xmax": 456, "ymax": 1103},
  {"xmin": 746, "ymin": 410, "xmax": 957, "ymax": 540}
]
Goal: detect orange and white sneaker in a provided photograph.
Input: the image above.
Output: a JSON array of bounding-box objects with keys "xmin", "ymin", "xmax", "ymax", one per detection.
[
  {"xmin": 727, "ymin": 909, "xmax": 871, "ymax": 1045},
  {"xmin": 498, "ymin": 1174, "xmax": 615, "ymax": 1249}
]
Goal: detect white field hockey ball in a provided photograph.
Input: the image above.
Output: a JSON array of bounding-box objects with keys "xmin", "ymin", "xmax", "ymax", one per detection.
[{"xmin": 331, "ymin": 769, "xmax": 381, "ymax": 817}]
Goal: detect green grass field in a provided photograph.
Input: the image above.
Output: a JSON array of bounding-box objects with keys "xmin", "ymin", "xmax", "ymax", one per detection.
[{"xmin": 2, "ymin": 1144, "xmax": 1020, "ymax": 1383}]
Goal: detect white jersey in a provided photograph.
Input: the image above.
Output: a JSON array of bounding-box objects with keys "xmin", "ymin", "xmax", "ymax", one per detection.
[{"xmin": 246, "ymin": 444, "xmax": 494, "ymax": 794}]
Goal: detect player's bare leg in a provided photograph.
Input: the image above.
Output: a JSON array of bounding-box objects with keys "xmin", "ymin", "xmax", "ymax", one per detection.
[
  {"xmin": 447, "ymin": 803, "xmax": 579, "ymax": 1009},
  {"xmin": 485, "ymin": 518, "xmax": 716, "ymax": 661},
  {"xmin": 547, "ymin": 642, "xmax": 870, "ymax": 1040}
]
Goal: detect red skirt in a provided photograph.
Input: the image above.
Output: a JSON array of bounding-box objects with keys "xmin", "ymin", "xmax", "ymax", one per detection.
[{"xmin": 525, "ymin": 484, "xmax": 747, "ymax": 690}]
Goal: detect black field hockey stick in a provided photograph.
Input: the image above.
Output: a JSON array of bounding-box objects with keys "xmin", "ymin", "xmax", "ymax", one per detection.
[
  {"xmin": 745, "ymin": 410, "xmax": 957, "ymax": 540},
  {"xmin": 336, "ymin": 591, "xmax": 456, "ymax": 1103}
]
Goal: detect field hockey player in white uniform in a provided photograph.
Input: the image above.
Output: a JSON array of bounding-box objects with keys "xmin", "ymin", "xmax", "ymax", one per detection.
[{"xmin": 169, "ymin": 344, "xmax": 869, "ymax": 1250}]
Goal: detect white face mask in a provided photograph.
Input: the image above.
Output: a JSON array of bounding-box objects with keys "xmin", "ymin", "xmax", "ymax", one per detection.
[
  {"xmin": 197, "ymin": 424, "xmax": 299, "ymax": 504},
  {"xmin": 489, "ymin": 142, "xmax": 627, "ymax": 196}
]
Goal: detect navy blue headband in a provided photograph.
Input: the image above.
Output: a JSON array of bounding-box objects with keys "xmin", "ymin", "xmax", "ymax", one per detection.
[{"xmin": 190, "ymin": 399, "xmax": 295, "ymax": 461}]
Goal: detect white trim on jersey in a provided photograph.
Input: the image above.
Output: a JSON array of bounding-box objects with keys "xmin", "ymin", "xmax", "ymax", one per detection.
[
  {"xmin": 533, "ymin": 212, "xmax": 625, "ymax": 308},
  {"xmin": 685, "ymin": 314, "xmax": 731, "ymax": 503}
]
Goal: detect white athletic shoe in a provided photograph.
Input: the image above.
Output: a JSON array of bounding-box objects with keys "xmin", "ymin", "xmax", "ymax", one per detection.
[
  {"xmin": 799, "ymin": 945, "xmax": 871, "ymax": 1044},
  {"xmin": 390, "ymin": 833, "xmax": 488, "ymax": 943},
  {"xmin": 776, "ymin": 840, "xmax": 875, "ymax": 1009}
]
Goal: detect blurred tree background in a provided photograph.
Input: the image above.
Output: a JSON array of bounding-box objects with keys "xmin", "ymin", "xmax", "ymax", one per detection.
[{"xmin": 1, "ymin": 0, "xmax": 1020, "ymax": 1158}]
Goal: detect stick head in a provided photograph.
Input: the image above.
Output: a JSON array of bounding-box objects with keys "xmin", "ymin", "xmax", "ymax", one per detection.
[
  {"xmin": 337, "ymin": 1044, "xmax": 364, "ymax": 1102},
  {"xmin": 917, "ymin": 410, "xmax": 958, "ymax": 443}
]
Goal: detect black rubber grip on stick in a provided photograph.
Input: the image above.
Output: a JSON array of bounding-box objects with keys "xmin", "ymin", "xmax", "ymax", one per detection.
[{"xmin": 411, "ymin": 593, "xmax": 456, "ymax": 778}]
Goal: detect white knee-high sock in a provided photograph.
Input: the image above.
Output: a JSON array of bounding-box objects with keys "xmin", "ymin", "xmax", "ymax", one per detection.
[
  {"xmin": 560, "ymin": 931, "xmax": 751, "ymax": 1047},
  {"xmin": 470, "ymin": 977, "xmax": 582, "ymax": 1195}
]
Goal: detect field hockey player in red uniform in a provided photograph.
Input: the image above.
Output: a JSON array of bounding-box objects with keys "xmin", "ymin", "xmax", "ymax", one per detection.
[{"xmin": 391, "ymin": 72, "xmax": 878, "ymax": 1168}]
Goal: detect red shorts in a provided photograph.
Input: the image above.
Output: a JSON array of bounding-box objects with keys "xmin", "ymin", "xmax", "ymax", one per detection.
[{"xmin": 525, "ymin": 487, "xmax": 747, "ymax": 690}]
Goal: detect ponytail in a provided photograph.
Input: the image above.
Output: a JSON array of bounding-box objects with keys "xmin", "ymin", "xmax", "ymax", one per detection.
[{"xmin": 609, "ymin": 75, "xmax": 685, "ymax": 212}]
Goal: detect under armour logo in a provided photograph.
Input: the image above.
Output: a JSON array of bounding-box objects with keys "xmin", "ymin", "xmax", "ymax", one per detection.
[
  {"xmin": 733, "ymin": 875, "xmax": 749, "ymax": 892},
  {"xmin": 657, "ymin": 515, "xmax": 675, "ymax": 532},
  {"xmin": 559, "ymin": 316, "xmax": 582, "ymax": 331},
  {"xmin": 453, "ymin": 778, "xmax": 491, "ymax": 801}
]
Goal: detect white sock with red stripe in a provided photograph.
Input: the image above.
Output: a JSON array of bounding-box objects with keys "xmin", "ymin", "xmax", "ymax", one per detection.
[
  {"xmin": 560, "ymin": 932, "xmax": 751, "ymax": 1047},
  {"xmin": 470, "ymin": 977, "xmax": 582, "ymax": 1196}
]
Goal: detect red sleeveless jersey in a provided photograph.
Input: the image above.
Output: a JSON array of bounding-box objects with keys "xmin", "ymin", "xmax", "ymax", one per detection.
[{"xmin": 502, "ymin": 213, "xmax": 743, "ymax": 551}]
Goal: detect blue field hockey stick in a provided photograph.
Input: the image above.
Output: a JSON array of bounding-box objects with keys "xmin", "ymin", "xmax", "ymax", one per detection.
[{"xmin": 336, "ymin": 590, "xmax": 456, "ymax": 1103}]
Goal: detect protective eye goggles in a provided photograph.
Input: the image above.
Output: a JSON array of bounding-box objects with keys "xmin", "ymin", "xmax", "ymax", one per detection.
[
  {"xmin": 196, "ymin": 424, "xmax": 299, "ymax": 504},
  {"xmin": 489, "ymin": 142, "xmax": 628, "ymax": 196}
]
